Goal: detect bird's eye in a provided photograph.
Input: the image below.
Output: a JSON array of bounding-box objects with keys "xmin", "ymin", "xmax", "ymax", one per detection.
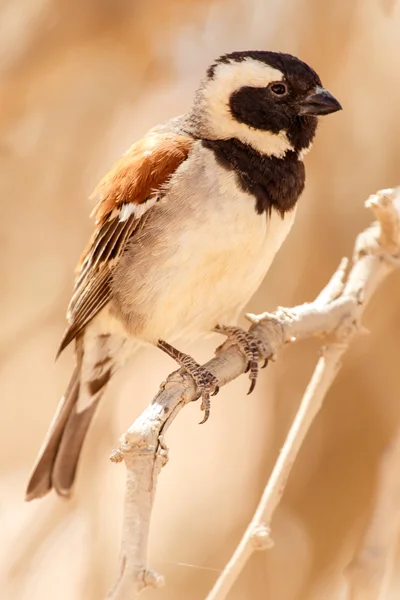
[{"xmin": 269, "ymin": 82, "xmax": 288, "ymax": 97}]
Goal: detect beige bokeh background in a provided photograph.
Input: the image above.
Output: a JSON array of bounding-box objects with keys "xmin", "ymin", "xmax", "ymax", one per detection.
[{"xmin": 2, "ymin": 0, "xmax": 400, "ymax": 598}]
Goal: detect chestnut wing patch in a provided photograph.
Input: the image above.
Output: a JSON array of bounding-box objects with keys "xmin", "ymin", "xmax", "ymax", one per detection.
[{"xmin": 57, "ymin": 130, "xmax": 193, "ymax": 355}]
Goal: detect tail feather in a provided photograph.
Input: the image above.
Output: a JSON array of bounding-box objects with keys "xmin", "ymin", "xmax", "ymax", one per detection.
[
  {"xmin": 26, "ymin": 368, "xmax": 107, "ymax": 501},
  {"xmin": 26, "ymin": 367, "xmax": 80, "ymax": 500},
  {"xmin": 26, "ymin": 328, "xmax": 130, "ymax": 502},
  {"xmin": 51, "ymin": 399, "xmax": 100, "ymax": 496}
]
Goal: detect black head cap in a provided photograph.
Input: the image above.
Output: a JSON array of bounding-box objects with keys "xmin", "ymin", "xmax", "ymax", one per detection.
[{"xmin": 207, "ymin": 50, "xmax": 321, "ymax": 89}]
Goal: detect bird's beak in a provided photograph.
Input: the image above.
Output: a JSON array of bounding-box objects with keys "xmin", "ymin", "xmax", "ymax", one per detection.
[{"xmin": 299, "ymin": 86, "xmax": 342, "ymax": 116}]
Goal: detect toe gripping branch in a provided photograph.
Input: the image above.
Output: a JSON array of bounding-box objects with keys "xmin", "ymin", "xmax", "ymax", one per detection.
[
  {"xmin": 157, "ymin": 340, "xmax": 219, "ymax": 424},
  {"xmin": 157, "ymin": 326, "xmax": 269, "ymax": 425},
  {"xmin": 214, "ymin": 325, "xmax": 269, "ymax": 395}
]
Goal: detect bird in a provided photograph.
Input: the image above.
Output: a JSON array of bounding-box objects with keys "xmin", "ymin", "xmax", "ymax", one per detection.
[{"xmin": 26, "ymin": 50, "xmax": 341, "ymax": 501}]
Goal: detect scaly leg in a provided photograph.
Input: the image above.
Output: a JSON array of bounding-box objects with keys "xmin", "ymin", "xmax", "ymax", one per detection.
[
  {"xmin": 214, "ymin": 325, "xmax": 269, "ymax": 394},
  {"xmin": 157, "ymin": 340, "xmax": 219, "ymax": 424}
]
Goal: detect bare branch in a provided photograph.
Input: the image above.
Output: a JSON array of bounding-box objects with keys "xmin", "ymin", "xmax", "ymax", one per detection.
[
  {"xmin": 105, "ymin": 188, "xmax": 400, "ymax": 600},
  {"xmin": 315, "ymin": 257, "xmax": 348, "ymax": 305}
]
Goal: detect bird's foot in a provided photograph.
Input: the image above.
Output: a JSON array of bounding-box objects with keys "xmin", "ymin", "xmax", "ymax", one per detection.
[
  {"xmin": 214, "ymin": 325, "xmax": 270, "ymax": 394},
  {"xmin": 157, "ymin": 340, "xmax": 219, "ymax": 424}
]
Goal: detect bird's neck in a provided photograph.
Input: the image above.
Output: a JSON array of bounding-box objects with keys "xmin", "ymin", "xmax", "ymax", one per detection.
[{"xmin": 202, "ymin": 137, "xmax": 306, "ymax": 217}]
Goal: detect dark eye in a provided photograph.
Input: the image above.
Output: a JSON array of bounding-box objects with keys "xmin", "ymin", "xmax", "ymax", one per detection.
[{"xmin": 269, "ymin": 82, "xmax": 288, "ymax": 97}]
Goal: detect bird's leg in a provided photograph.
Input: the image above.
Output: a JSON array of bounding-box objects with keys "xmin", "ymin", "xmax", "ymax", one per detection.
[
  {"xmin": 213, "ymin": 325, "xmax": 270, "ymax": 394},
  {"xmin": 157, "ymin": 340, "xmax": 219, "ymax": 424}
]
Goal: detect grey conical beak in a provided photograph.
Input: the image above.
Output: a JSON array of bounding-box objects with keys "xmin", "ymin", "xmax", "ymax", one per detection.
[{"xmin": 299, "ymin": 86, "xmax": 342, "ymax": 117}]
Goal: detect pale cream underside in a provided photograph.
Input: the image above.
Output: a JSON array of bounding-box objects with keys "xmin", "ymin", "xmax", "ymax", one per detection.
[{"xmin": 202, "ymin": 58, "xmax": 294, "ymax": 157}]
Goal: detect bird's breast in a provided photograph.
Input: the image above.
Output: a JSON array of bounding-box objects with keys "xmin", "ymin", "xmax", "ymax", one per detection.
[{"xmin": 112, "ymin": 144, "xmax": 297, "ymax": 343}]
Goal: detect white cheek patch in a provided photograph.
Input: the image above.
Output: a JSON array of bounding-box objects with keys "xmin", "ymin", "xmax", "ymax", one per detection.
[{"xmin": 202, "ymin": 58, "xmax": 294, "ymax": 158}]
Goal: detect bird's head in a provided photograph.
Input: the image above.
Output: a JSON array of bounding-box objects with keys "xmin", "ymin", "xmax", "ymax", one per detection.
[{"xmin": 189, "ymin": 50, "xmax": 342, "ymax": 158}]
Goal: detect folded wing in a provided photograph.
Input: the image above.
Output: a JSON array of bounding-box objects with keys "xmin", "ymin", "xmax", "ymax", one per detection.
[{"xmin": 57, "ymin": 128, "xmax": 193, "ymax": 355}]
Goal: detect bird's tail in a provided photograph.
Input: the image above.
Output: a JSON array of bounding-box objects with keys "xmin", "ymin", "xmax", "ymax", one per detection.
[{"xmin": 26, "ymin": 335, "xmax": 116, "ymax": 501}]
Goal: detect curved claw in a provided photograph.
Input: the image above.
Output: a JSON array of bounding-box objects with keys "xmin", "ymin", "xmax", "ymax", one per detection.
[
  {"xmin": 199, "ymin": 398, "xmax": 211, "ymax": 424},
  {"xmin": 247, "ymin": 378, "xmax": 257, "ymax": 395},
  {"xmin": 262, "ymin": 359, "xmax": 269, "ymax": 369},
  {"xmin": 198, "ymin": 414, "xmax": 209, "ymax": 425},
  {"xmin": 211, "ymin": 385, "xmax": 220, "ymax": 396}
]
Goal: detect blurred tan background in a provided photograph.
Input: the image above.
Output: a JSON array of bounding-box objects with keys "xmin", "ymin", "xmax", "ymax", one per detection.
[{"xmin": 2, "ymin": 0, "xmax": 400, "ymax": 598}]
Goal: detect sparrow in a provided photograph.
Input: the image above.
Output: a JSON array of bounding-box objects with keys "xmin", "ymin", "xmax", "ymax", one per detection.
[{"xmin": 26, "ymin": 50, "xmax": 341, "ymax": 501}]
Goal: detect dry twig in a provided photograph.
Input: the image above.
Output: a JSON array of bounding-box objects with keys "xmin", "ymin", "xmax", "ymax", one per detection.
[{"xmin": 105, "ymin": 187, "xmax": 400, "ymax": 600}]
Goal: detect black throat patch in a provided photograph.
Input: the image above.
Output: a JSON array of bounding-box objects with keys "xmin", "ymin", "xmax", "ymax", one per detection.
[{"xmin": 202, "ymin": 138, "xmax": 305, "ymax": 217}]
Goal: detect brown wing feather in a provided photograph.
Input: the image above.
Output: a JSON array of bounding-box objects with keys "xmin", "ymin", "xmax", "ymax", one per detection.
[
  {"xmin": 90, "ymin": 131, "xmax": 193, "ymax": 225},
  {"xmin": 57, "ymin": 129, "xmax": 193, "ymax": 356}
]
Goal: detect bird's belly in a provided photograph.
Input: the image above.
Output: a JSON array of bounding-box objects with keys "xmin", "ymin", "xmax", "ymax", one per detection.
[{"xmin": 118, "ymin": 205, "xmax": 296, "ymax": 344}]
